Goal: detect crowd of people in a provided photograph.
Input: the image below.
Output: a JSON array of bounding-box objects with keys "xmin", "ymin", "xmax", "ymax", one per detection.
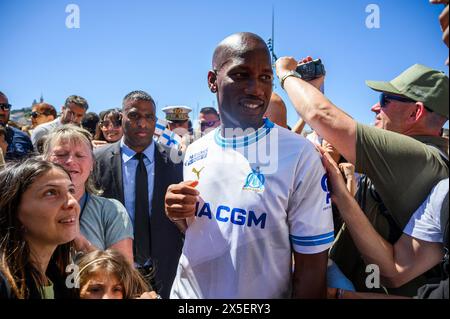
[{"xmin": 0, "ymin": 1, "xmax": 449, "ymax": 300}]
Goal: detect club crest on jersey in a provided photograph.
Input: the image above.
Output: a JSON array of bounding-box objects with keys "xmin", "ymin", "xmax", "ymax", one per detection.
[
  {"xmin": 243, "ymin": 166, "xmax": 265, "ymax": 193},
  {"xmin": 185, "ymin": 149, "xmax": 208, "ymax": 166}
]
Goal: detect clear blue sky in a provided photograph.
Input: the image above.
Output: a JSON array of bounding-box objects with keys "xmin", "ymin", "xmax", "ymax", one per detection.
[{"xmin": 1, "ymin": 0, "xmax": 448, "ymax": 128}]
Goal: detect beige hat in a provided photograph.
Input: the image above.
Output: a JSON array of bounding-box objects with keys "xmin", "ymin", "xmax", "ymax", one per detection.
[{"xmin": 162, "ymin": 105, "xmax": 192, "ymax": 122}]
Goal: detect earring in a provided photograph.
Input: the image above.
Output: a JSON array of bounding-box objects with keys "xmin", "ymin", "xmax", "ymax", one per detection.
[{"xmin": 211, "ymin": 86, "xmax": 217, "ymax": 93}]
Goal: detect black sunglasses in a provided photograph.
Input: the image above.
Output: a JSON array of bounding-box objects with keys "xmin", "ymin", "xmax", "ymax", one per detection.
[
  {"xmin": 30, "ymin": 111, "xmax": 47, "ymax": 118},
  {"xmin": 379, "ymin": 93, "xmax": 416, "ymax": 108},
  {"xmin": 0, "ymin": 103, "xmax": 12, "ymax": 111}
]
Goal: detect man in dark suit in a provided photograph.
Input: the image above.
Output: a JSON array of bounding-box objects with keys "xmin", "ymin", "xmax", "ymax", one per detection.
[{"xmin": 94, "ymin": 90, "xmax": 183, "ymax": 299}]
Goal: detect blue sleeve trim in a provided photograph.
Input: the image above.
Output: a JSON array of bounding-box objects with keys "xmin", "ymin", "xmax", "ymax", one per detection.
[
  {"xmin": 290, "ymin": 231, "xmax": 334, "ymax": 246},
  {"xmin": 290, "ymin": 231, "xmax": 334, "ymax": 241},
  {"xmin": 290, "ymin": 236, "xmax": 334, "ymax": 246}
]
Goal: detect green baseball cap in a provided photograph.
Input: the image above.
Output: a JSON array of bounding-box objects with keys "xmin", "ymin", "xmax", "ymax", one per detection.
[{"xmin": 366, "ymin": 64, "xmax": 449, "ymax": 119}]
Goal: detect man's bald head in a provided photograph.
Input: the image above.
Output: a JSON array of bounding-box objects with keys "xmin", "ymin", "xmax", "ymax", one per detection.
[{"xmin": 212, "ymin": 32, "xmax": 270, "ymax": 71}]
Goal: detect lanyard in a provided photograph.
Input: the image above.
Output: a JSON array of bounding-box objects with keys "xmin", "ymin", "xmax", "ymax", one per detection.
[{"xmin": 79, "ymin": 192, "xmax": 90, "ymax": 219}]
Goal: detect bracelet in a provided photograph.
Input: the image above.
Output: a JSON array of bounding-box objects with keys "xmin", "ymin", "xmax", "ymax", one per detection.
[
  {"xmin": 280, "ymin": 71, "xmax": 301, "ymax": 90},
  {"xmin": 335, "ymin": 288, "xmax": 345, "ymax": 299}
]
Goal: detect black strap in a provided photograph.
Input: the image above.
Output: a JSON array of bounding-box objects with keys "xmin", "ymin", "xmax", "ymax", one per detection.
[
  {"xmin": 357, "ymin": 175, "xmax": 402, "ymax": 243},
  {"xmin": 134, "ymin": 153, "xmax": 151, "ymax": 267}
]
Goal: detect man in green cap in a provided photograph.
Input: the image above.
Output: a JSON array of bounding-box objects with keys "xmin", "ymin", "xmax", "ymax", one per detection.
[
  {"xmin": 367, "ymin": 64, "xmax": 448, "ymax": 137},
  {"xmin": 275, "ymin": 58, "xmax": 448, "ymax": 296}
]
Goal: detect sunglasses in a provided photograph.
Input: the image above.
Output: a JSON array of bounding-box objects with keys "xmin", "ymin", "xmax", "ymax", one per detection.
[
  {"xmin": 379, "ymin": 93, "xmax": 416, "ymax": 108},
  {"xmin": 30, "ymin": 111, "xmax": 48, "ymax": 118},
  {"xmin": 200, "ymin": 120, "xmax": 219, "ymax": 128},
  {"xmin": 0, "ymin": 103, "xmax": 12, "ymax": 111}
]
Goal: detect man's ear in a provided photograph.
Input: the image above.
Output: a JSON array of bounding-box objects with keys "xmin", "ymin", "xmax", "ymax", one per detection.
[
  {"xmin": 411, "ymin": 102, "xmax": 427, "ymax": 122},
  {"xmin": 207, "ymin": 70, "xmax": 217, "ymax": 93}
]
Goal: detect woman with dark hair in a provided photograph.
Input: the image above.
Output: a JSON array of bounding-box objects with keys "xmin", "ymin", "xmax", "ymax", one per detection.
[
  {"xmin": 0, "ymin": 158, "xmax": 79, "ymax": 298},
  {"xmin": 43, "ymin": 125, "xmax": 133, "ymax": 264},
  {"xmin": 92, "ymin": 109, "xmax": 123, "ymax": 148}
]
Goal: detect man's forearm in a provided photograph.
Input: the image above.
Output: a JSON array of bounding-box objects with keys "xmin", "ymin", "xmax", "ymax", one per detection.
[
  {"xmin": 283, "ymin": 76, "xmax": 330, "ymax": 126},
  {"xmin": 335, "ymin": 193, "xmax": 398, "ymax": 277},
  {"xmin": 283, "ymin": 77, "xmax": 357, "ymax": 164},
  {"xmin": 293, "ymin": 251, "xmax": 328, "ymax": 298}
]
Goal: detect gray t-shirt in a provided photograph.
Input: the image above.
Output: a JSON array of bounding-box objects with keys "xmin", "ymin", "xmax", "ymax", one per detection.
[{"xmin": 80, "ymin": 193, "xmax": 134, "ymax": 250}]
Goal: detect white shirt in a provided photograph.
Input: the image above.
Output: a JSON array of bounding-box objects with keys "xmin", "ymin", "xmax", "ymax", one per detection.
[
  {"xmin": 30, "ymin": 117, "xmax": 62, "ymax": 150},
  {"xmin": 403, "ymin": 178, "xmax": 448, "ymax": 243},
  {"xmin": 170, "ymin": 119, "xmax": 334, "ymax": 299}
]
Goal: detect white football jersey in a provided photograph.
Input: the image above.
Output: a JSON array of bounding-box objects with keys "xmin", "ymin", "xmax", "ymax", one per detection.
[{"xmin": 170, "ymin": 119, "xmax": 334, "ymax": 299}]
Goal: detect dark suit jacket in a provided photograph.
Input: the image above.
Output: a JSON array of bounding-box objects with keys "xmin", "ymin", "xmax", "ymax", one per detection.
[
  {"xmin": 94, "ymin": 141, "xmax": 183, "ymax": 299},
  {"xmin": 5, "ymin": 126, "xmax": 33, "ymax": 160}
]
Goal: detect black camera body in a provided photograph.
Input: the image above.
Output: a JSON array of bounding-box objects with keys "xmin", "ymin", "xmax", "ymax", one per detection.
[{"xmin": 295, "ymin": 59, "xmax": 326, "ymax": 81}]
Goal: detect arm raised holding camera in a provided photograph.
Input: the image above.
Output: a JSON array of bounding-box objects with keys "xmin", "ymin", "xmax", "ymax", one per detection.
[{"xmin": 275, "ymin": 56, "xmax": 357, "ymax": 164}]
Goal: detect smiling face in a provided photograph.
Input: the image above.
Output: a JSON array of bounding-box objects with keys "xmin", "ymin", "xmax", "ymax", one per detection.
[
  {"xmin": 61, "ymin": 103, "xmax": 86, "ymax": 125},
  {"xmin": 100, "ymin": 113, "xmax": 123, "ymax": 143},
  {"xmin": 122, "ymin": 99, "xmax": 156, "ymax": 153},
  {"xmin": 370, "ymin": 96, "xmax": 417, "ymax": 133},
  {"xmin": 209, "ymin": 34, "xmax": 273, "ymax": 131},
  {"xmin": 18, "ymin": 168, "xmax": 80, "ymax": 248},
  {"xmin": 47, "ymin": 138, "xmax": 93, "ymax": 195},
  {"xmin": 80, "ymin": 272, "xmax": 124, "ymax": 299}
]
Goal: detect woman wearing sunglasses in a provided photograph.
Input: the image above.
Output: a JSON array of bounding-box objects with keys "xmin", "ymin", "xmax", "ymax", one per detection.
[
  {"xmin": 22, "ymin": 103, "xmax": 58, "ymax": 138},
  {"xmin": 92, "ymin": 109, "xmax": 123, "ymax": 148},
  {"xmin": 31, "ymin": 103, "xmax": 57, "ymax": 129}
]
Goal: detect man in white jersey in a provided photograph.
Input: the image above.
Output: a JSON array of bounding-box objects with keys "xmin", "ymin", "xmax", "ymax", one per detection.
[{"xmin": 164, "ymin": 32, "xmax": 334, "ymax": 299}]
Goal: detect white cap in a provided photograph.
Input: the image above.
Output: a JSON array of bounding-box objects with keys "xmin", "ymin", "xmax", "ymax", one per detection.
[{"xmin": 162, "ymin": 105, "xmax": 192, "ymax": 122}]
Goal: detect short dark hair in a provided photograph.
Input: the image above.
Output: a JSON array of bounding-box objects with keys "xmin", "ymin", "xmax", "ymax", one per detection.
[
  {"xmin": 64, "ymin": 95, "xmax": 89, "ymax": 110},
  {"xmin": 81, "ymin": 112, "xmax": 100, "ymax": 136},
  {"xmin": 200, "ymin": 107, "xmax": 219, "ymax": 117},
  {"xmin": 122, "ymin": 91, "xmax": 155, "ymax": 110}
]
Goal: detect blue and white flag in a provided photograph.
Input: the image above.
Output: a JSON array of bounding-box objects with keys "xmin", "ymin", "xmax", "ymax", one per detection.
[
  {"xmin": 154, "ymin": 118, "xmax": 168, "ymax": 137},
  {"xmin": 158, "ymin": 128, "xmax": 182, "ymax": 149}
]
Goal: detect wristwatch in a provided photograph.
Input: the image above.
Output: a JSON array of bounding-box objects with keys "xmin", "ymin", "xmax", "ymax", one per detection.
[{"xmin": 280, "ymin": 70, "xmax": 302, "ymax": 90}]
